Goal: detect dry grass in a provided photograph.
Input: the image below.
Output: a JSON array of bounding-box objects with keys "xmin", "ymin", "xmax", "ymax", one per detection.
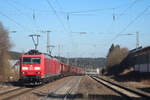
[{"xmin": 119, "ymin": 67, "xmax": 134, "ymax": 75}]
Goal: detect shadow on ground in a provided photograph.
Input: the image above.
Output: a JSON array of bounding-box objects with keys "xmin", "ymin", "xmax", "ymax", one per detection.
[
  {"xmin": 4, "ymin": 81, "xmax": 22, "ymax": 87},
  {"xmin": 106, "ymin": 71, "xmax": 150, "ymax": 94},
  {"xmin": 110, "ymin": 71, "xmax": 150, "ymax": 83},
  {"xmin": 3, "ymin": 76, "xmax": 65, "ymax": 88},
  {"xmin": 138, "ymin": 87, "xmax": 150, "ymax": 93},
  {"xmin": 33, "ymin": 92, "xmax": 148, "ymax": 100},
  {"xmin": 4, "ymin": 81, "xmax": 40, "ymax": 88}
]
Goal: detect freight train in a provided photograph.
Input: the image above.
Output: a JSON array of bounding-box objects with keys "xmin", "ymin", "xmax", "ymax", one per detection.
[{"xmin": 19, "ymin": 50, "xmax": 84, "ymax": 85}]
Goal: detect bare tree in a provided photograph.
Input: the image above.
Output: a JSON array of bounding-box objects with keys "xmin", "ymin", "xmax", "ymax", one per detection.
[
  {"xmin": 106, "ymin": 45, "xmax": 129, "ymax": 69},
  {"xmin": 0, "ymin": 22, "xmax": 11, "ymax": 82}
]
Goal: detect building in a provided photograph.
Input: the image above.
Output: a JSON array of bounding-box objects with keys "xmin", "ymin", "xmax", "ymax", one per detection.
[{"xmin": 128, "ymin": 46, "xmax": 150, "ymax": 72}]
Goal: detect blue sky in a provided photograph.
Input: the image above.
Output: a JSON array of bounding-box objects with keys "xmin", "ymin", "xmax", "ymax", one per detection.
[{"xmin": 0, "ymin": 0, "xmax": 150, "ymax": 57}]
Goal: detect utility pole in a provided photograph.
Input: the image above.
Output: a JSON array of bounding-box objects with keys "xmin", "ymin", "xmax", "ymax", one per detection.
[
  {"xmin": 67, "ymin": 52, "xmax": 70, "ymax": 65},
  {"xmin": 58, "ymin": 44, "xmax": 60, "ymax": 58},
  {"xmin": 75, "ymin": 58, "xmax": 77, "ymax": 66},
  {"xmin": 29, "ymin": 34, "xmax": 40, "ymax": 50},
  {"xmin": 120, "ymin": 32, "xmax": 140, "ymax": 49},
  {"xmin": 46, "ymin": 30, "xmax": 51, "ymax": 53},
  {"xmin": 48, "ymin": 45, "xmax": 55, "ymax": 55},
  {"xmin": 40, "ymin": 30, "xmax": 51, "ymax": 53},
  {"xmin": 136, "ymin": 32, "xmax": 139, "ymax": 48}
]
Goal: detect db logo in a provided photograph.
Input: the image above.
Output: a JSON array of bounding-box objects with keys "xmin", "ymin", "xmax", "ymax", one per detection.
[{"xmin": 30, "ymin": 65, "xmax": 34, "ymax": 70}]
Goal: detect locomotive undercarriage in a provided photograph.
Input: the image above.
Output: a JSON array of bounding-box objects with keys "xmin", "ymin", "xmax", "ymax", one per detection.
[
  {"xmin": 19, "ymin": 74, "xmax": 61, "ymax": 85},
  {"xmin": 19, "ymin": 75, "xmax": 43, "ymax": 85}
]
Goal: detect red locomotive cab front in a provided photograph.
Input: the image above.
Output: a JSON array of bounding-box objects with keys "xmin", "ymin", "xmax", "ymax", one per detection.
[{"xmin": 20, "ymin": 55, "xmax": 43, "ymax": 79}]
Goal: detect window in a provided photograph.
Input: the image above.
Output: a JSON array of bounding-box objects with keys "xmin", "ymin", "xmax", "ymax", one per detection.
[
  {"xmin": 23, "ymin": 57, "xmax": 31, "ymax": 64},
  {"xmin": 32, "ymin": 57, "xmax": 41, "ymax": 64},
  {"xmin": 23, "ymin": 57, "xmax": 41, "ymax": 64}
]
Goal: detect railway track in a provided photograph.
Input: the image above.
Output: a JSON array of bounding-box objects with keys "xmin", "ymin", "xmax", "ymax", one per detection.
[
  {"xmin": 89, "ymin": 75, "xmax": 150, "ymax": 100},
  {"xmin": 0, "ymin": 86, "xmax": 38, "ymax": 100},
  {"xmin": 41, "ymin": 76, "xmax": 82, "ymax": 100},
  {"xmin": 0, "ymin": 78, "xmax": 62, "ymax": 100},
  {"xmin": 0, "ymin": 87, "xmax": 22, "ymax": 95}
]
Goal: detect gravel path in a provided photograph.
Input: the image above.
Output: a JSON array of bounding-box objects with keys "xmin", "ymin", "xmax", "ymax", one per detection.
[{"xmin": 72, "ymin": 75, "xmax": 127, "ymax": 100}]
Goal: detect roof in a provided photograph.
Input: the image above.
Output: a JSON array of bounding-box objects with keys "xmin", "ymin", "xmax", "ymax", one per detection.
[{"xmin": 129, "ymin": 46, "xmax": 150, "ymax": 54}]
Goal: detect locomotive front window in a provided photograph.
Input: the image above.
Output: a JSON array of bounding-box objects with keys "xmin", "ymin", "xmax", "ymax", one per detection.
[
  {"xmin": 23, "ymin": 57, "xmax": 41, "ymax": 64},
  {"xmin": 23, "ymin": 57, "xmax": 31, "ymax": 64},
  {"xmin": 32, "ymin": 57, "xmax": 41, "ymax": 64}
]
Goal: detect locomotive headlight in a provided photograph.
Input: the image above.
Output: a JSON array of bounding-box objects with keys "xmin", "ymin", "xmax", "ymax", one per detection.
[
  {"xmin": 34, "ymin": 67, "xmax": 40, "ymax": 70},
  {"xmin": 22, "ymin": 67, "xmax": 28, "ymax": 70},
  {"xmin": 22, "ymin": 72, "xmax": 27, "ymax": 74}
]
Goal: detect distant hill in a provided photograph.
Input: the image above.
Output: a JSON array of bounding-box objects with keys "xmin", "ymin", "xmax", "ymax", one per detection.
[
  {"xmin": 9, "ymin": 51, "xmax": 22, "ymax": 60},
  {"xmin": 9, "ymin": 51, "xmax": 106, "ymax": 68},
  {"xmin": 55, "ymin": 56, "xmax": 106, "ymax": 68}
]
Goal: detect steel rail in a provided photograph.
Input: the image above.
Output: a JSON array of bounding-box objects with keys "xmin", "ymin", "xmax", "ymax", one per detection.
[
  {"xmin": 1, "ymin": 79, "xmax": 60, "ymax": 100},
  {"xmin": 0, "ymin": 87, "xmax": 22, "ymax": 95},
  {"xmin": 89, "ymin": 75, "xmax": 150, "ymax": 100},
  {"xmin": 41, "ymin": 77, "xmax": 75, "ymax": 100},
  {"xmin": 63, "ymin": 76, "xmax": 82, "ymax": 100}
]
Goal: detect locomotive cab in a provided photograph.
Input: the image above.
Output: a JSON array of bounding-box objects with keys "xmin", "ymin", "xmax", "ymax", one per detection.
[
  {"xmin": 21, "ymin": 57, "xmax": 41, "ymax": 74},
  {"xmin": 20, "ymin": 50, "xmax": 43, "ymax": 83}
]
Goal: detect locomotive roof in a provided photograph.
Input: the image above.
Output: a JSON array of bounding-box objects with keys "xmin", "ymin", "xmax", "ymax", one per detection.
[
  {"xmin": 24, "ymin": 49, "xmax": 42, "ymax": 55},
  {"xmin": 53, "ymin": 58, "xmax": 60, "ymax": 62},
  {"xmin": 24, "ymin": 49, "xmax": 57, "ymax": 58},
  {"xmin": 24, "ymin": 49, "xmax": 62, "ymax": 61}
]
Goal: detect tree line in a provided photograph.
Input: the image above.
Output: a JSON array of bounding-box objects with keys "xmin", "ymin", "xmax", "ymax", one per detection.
[{"xmin": 104, "ymin": 44, "xmax": 129, "ymax": 75}]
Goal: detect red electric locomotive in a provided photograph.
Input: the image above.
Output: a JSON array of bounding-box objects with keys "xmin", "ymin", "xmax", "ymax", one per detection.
[
  {"xmin": 19, "ymin": 50, "xmax": 61, "ymax": 84},
  {"xmin": 19, "ymin": 49, "xmax": 84, "ymax": 85}
]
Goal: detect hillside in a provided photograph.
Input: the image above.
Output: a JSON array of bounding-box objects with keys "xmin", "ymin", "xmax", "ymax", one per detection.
[
  {"xmin": 56, "ymin": 57, "xmax": 105, "ymax": 68},
  {"xmin": 9, "ymin": 51, "xmax": 106, "ymax": 68},
  {"xmin": 9, "ymin": 51, "xmax": 22, "ymax": 60}
]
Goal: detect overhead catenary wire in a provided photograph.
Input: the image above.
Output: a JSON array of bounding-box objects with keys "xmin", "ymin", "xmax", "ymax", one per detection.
[
  {"xmin": 64, "ymin": 4, "xmax": 131, "ymax": 15},
  {"xmin": 46, "ymin": 0, "xmax": 68, "ymax": 33},
  {"xmin": 9, "ymin": 0, "xmax": 33, "ymax": 11},
  {"xmin": 54, "ymin": 0, "xmax": 64, "ymax": 11},
  {"xmin": 0, "ymin": 11, "xmax": 26, "ymax": 30},
  {"xmin": 66, "ymin": 8, "xmax": 114, "ymax": 14},
  {"xmin": 32, "ymin": 1, "xmax": 133, "ymax": 28},
  {"xmin": 105, "ymin": 0, "xmax": 140, "ymax": 34},
  {"xmin": 117, "ymin": 0, "xmax": 140, "ymax": 19},
  {"xmin": 52, "ymin": 0, "xmax": 76, "ymax": 57},
  {"xmin": 61, "ymin": 1, "xmax": 135, "ymax": 15},
  {"xmin": 6, "ymin": 0, "xmax": 40, "ymax": 30},
  {"xmin": 112, "ymin": 6, "xmax": 150, "ymax": 41},
  {"xmin": 52, "ymin": 0, "xmax": 72, "ymax": 32}
]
